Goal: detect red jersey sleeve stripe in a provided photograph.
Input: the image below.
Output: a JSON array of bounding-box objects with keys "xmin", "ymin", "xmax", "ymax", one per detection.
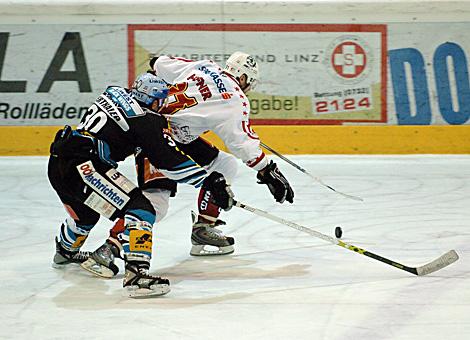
[{"xmin": 246, "ymin": 152, "xmax": 266, "ymax": 168}]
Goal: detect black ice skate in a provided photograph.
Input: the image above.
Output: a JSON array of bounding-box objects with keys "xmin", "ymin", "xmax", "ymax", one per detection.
[
  {"xmin": 52, "ymin": 237, "xmax": 91, "ymax": 268},
  {"xmin": 190, "ymin": 211, "xmax": 235, "ymax": 256},
  {"xmin": 123, "ymin": 259, "xmax": 170, "ymax": 298}
]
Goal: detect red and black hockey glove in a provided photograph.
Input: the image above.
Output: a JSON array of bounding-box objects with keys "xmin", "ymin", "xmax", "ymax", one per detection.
[{"xmin": 202, "ymin": 172, "xmax": 234, "ymax": 211}]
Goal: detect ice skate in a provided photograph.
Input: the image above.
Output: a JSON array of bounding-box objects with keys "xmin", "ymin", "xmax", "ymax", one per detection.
[
  {"xmin": 190, "ymin": 211, "xmax": 235, "ymax": 256},
  {"xmin": 123, "ymin": 260, "xmax": 170, "ymax": 298},
  {"xmin": 52, "ymin": 237, "xmax": 91, "ymax": 268},
  {"xmin": 81, "ymin": 239, "xmax": 121, "ymax": 278}
]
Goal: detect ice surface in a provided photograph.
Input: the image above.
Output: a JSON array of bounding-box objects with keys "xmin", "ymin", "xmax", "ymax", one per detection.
[{"xmin": 0, "ymin": 155, "xmax": 469, "ymax": 340}]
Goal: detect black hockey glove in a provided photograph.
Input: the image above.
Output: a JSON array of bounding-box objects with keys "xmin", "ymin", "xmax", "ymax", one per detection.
[
  {"xmin": 50, "ymin": 125, "xmax": 73, "ymax": 157},
  {"xmin": 50, "ymin": 125, "xmax": 117, "ymax": 168},
  {"xmin": 257, "ymin": 160, "xmax": 294, "ymax": 204},
  {"xmin": 50, "ymin": 125, "xmax": 94, "ymax": 158},
  {"xmin": 202, "ymin": 171, "xmax": 234, "ymax": 211}
]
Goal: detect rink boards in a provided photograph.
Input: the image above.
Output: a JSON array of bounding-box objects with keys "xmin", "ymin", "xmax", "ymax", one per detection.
[
  {"xmin": 1, "ymin": 1, "xmax": 470, "ymax": 154},
  {"xmin": 2, "ymin": 125, "xmax": 470, "ymax": 156}
]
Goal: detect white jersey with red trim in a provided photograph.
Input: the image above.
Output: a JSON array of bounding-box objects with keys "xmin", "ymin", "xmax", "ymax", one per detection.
[{"xmin": 153, "ymin": 55, "xmax": 267, "ymax": 171}]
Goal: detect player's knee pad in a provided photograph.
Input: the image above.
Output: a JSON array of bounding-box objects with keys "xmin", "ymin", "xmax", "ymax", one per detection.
[
  {"xmin": 205, "ymin": 151, "xmax": 238, "ymax": 183},
  {"xmin": 143, "ymin": 189, "xmax": 171, "ymax": 223},
  {"xmin": 58, "ymin": 217, "xmax": 94, "ymax": 251}
]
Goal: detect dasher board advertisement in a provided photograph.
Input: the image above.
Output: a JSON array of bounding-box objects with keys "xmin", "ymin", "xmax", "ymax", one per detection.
[
  {"xmin": 129, "ymin": 24, "xmax": 387, "ymax": 125},
  {"xmin": 0, "ymin": 25, "xmax": 127, "ymax": 126}
]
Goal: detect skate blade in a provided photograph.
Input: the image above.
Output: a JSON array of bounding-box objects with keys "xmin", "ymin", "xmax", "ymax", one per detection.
[
  {"xmin": 124, "ymin": 284, "xmax": 170, "ymax": 299},
  {"xmin": 190, "ymin": 244, "xmax": 234, "ymax": 256},
  {"xmin": 80, "ymin": 258, "xmax": 116, "ymax": 278},
  {"xmin": 52, "ymin": 262, "xmax": 72, "ymax": 269}
]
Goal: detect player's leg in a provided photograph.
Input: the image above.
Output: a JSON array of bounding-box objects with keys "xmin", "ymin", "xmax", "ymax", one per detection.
[
  {"xmin": 48, "ymin": 154, "xmax": 100, "ymax": 267},
  {"xmin": 88, "ymin": 155, "xmax": 176, "ymax": 278},
  {"xmin": 48, "ymin": 127, "xmax": 168, "ymax": 297},
  {"xmin": 52, "ymin": 211, "xmax": 99, "ymax": 267},
  {"xmin": 118, "ymin": 193, "xmax": 170, "ymax": 297},
  {"xmin": 178, "ymin": 138, "xmax": 238, "ymax": 256},
  {"xmin": 69, "ymin": 161, "xmax": 170, "ymax": 297}
]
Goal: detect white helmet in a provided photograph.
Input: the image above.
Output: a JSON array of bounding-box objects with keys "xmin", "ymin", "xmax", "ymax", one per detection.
[{"xmin": 224, "ymin": 51, "xmax": 259, "ymax": 90}]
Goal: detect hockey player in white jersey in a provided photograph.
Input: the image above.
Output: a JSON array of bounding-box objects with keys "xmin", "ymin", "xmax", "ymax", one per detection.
[
  {"xmin": 153, "ymin": 52, "xmax": 294, "ymax": 248},
  {"xmin": 85, "ymin": 52, "xmax": 294, "ymax": 278}
]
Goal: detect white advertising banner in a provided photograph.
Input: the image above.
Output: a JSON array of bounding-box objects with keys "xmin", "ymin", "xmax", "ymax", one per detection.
[
  {"xmin": 130, "ymin": 24, "xmax": 387, "ymax": 125},
  {"xmin": 1, "ymin": 22, "xmax": 470, "ymax": 126},
  {"xmin": 0, "ymin": 25, "xmax": 127, "ymax": 126},
  {"xmin": 387, "ymin": 22, "xmax": 470, "ymax": 125}
]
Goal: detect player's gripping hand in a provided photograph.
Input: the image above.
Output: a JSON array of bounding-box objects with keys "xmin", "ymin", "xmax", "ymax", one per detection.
[
  {"xmin": 50, "ymin": 125, "xmax": 94, "ymax": 158},
  {"xmin": 202, "ymin": 172, "xmax": 234, "ymax": 211},
  {"xmin": 257, "ymin": 160, "xmax": 294, "ymax": 204}
]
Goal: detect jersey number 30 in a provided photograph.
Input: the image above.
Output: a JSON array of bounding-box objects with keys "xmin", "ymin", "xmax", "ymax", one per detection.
[{"xmin": 77, "ymin": 104, "xmax": 107, "ymax": 133}]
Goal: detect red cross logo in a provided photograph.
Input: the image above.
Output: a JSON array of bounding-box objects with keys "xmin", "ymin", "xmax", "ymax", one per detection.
[{"xmin": 331, "ymin": 41, "xmax": 367, "ymax": 79}]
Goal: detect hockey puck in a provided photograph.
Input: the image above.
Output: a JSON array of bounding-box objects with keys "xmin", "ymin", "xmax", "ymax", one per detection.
[{"xmin": 335, "ymin": 226, "xmax": 343, "ymax": 238}]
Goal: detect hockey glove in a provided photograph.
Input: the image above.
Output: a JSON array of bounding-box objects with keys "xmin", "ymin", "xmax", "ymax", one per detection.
[
  {"xmin": 50, "ymin": 125, "xmax": 73, "ymax": 157},
  {"xmin": 50, "ymin": 126, "xmax": 117, "ymax": 168},
  {"xmin": 50, "ymin": 125, "xmax": 96, "ymax": 158},
  {"xmin": 257, "ymin": 160, "xmax": 294, "ymax": 204},
  {"xmin": 202, "ymin": 172, "xmax": 234, "ymax": 211}
]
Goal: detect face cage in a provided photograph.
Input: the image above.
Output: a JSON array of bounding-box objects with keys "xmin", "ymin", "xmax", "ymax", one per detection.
[
  {"xmin": 248, "ymin": 78, "xmax": 258, "ymax": 91},
  {"xmin": 150, "ymin": 96, "xmax": 169, "ymax": 112}
]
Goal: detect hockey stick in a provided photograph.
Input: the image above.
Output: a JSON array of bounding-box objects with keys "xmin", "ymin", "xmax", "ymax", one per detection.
[
  {"xmin": 234, "ymin": 200, "xmax": 459, "ymax": 276},
  {"xmin": 260, "ymin": 142, "xmax": 363, "ymax": 201}
]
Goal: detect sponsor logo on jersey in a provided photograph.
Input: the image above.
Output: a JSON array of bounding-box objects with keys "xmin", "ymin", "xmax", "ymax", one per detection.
[
  {"xmin": 198, "ymin": 66, "xmax": 228, "ymax": 93},
  {"xmin": 106, "ymin": 87, "xmax": 132, "ymax": 112},
  {"xmin": 77, "ymin": 161, "xmax": 129, "ymax": 209},
  {"xmin": 221, "ymin": 92, "xmax": 233, "ymax": 100},
  {"xmin": 105, "ymin": 86, "xmax": 145, "ymax": 118}
]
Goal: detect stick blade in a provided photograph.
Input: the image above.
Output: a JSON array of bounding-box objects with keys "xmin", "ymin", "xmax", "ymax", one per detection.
[{"xmin": 416, "ymin": 250, "xmax": 459, "ymax": 276}]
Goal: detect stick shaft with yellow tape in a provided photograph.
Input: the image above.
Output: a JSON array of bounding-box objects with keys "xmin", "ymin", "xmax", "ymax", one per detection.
[{"xmin": 234, "ymin": 200, "xmax": 459, "ymax": 276}]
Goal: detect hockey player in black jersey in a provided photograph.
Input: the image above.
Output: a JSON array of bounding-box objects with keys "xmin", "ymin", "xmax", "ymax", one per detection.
[{"xmin": 48, "ymin": 73, "xmax": 234, "ymax": 298}]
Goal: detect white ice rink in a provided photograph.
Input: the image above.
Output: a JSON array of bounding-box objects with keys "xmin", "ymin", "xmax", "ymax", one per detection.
[{"xmin": 0, "ymin": 155, "xmax": 469, "ymax": 340}]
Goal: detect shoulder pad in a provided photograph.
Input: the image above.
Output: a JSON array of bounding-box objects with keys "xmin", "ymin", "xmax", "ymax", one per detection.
[{"xmin": 105, "ymin": 86, "xmax": 145, "ymax": 118}]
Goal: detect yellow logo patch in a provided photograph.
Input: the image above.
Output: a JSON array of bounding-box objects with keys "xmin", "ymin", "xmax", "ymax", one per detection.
[
  {"xmin": 129, "ymin": 230, "xmax": 152, "ymax": 252},
  {"xmin": 72, "ymin": 235, "xmax": 87, "ymax": 248}
]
